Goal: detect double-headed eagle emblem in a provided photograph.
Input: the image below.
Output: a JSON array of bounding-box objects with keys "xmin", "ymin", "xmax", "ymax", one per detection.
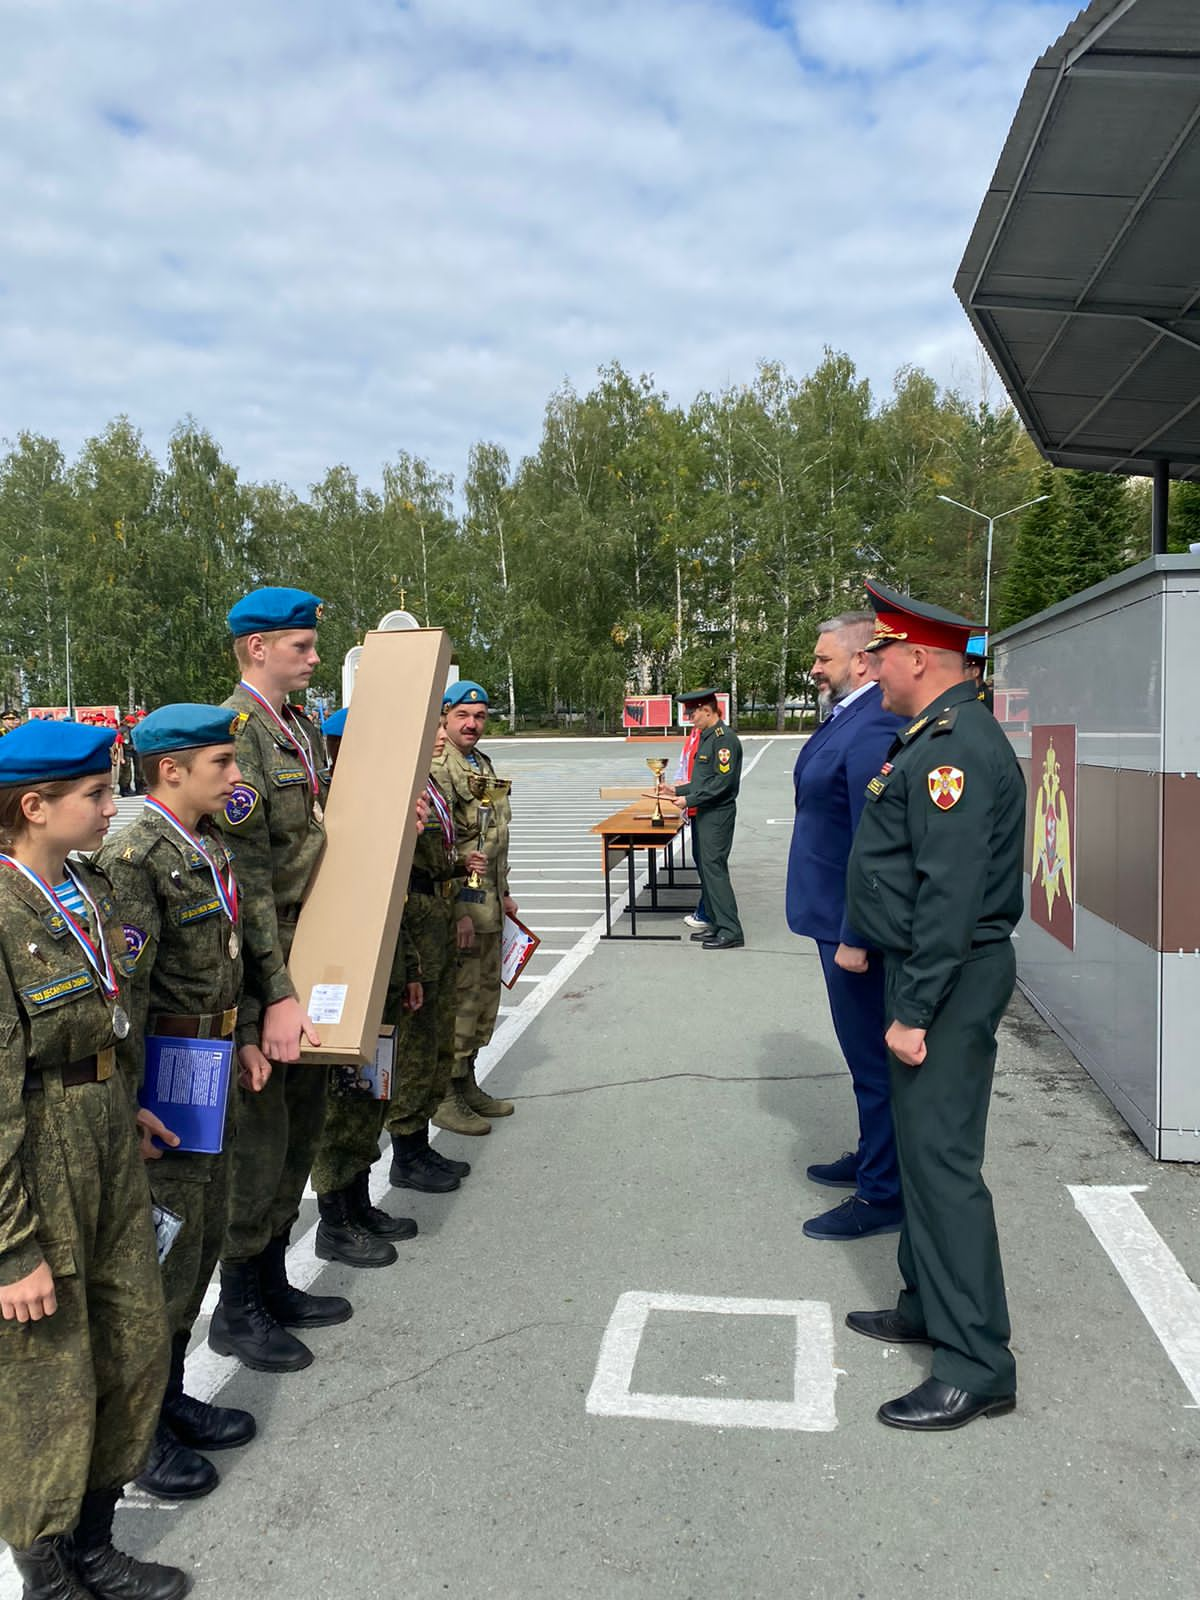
[{"xmin": 1032, "ymin": 738, "xmax": 1072, "ymax": 918}]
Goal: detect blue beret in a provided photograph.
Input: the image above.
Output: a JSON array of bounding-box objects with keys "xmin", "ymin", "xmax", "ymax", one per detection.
[
  {"xmin": 442, "ymin": 680, "xmax": 489, "ymax": 711},
  {"xmin": 322, "ymin": 708, "xmax": 348, "ymax": 738},
  {"xmin": 965, "ymin": 635, "xmax": 988, "ymax": 660},
  {"xmin": 0, "ymin": 719, "xmax": 116, "ymax": 785},
  {"xmin": 132, "ymin": 704, "xmax": 245, "ymax": 756},
  {"xmin": 227, "ymin": 587, "xmax": 323, "ymax": 638}
]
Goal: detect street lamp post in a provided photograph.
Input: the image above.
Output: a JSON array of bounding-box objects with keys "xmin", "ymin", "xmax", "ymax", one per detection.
[{"xmin": 937, "ymin": 493, "xmax": 1050, "ymax": 631}]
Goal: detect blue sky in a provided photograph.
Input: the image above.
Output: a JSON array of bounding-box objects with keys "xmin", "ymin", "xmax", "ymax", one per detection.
[{"xmin": 2, "ymin": 0, "xmax": 1079, "ymax": 491}]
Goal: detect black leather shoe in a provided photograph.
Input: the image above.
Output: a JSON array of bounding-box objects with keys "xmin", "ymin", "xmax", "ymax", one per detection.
[
  {"xmin": 689, "ymin": 929, "xmax": 711, "ymax": 942},
  {"xmin": 389, "ymin": 1133, "xmax": 459, "ymax": 1193},
  {"xmin": 316, "ymin": 1189, "xmax": 398, "ymax": 1268},
  {"xmin": 75, "ymin": 1543, "xmax": 190, "ymax": 1600},
  {"xmin": 877, "ymin": 1376, "xmax": 1016, "ymax": 1431},
  {"xmin": 426, "ymin": 1144, "xmax": 471, "ymax": 1178},
  {"xmin": 350, "ymin": 1168, "xmax": 421, "ymax": 1234},
  {"xmin": 163, "ymin": 1390, "xmax": 255, "ymax": 1451},
  {"xmin": 845, "ymin": 1309, "xmax": 932, "ymax": 1345},
  {"xmin": 10, "ymin": 1536, "xmax": 93, "ymax": 1599},
  {"xmin": 702, "ymin": 933, "xmax": 744, "ymax": 950},
  {"xmin": 257, "ymin": 1234, "xmax": 353, "ymax": 1327},
  {"xmin": 134, "ymin": 1421, "xmax": 218, "ymax": 1500},
  {"xmin": 207, "ymin": 1261, "xmax": 314, "ymax": 1373}
]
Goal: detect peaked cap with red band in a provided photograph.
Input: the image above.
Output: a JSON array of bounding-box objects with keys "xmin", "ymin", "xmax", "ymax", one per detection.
[{"xmin": 863, "ymin": 579, "xmax": 980, "ymax": 654}]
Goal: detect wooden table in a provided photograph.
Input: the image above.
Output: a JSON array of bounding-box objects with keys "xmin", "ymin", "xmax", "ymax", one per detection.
[{"xmin": 590, "ymin": 801, "xmax": 700, "ymax": 940}]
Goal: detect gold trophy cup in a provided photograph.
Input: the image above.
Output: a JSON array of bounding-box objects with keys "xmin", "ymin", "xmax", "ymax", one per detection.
[
  {"xmin": 645, "ymin": 757, "xmax": 669, "ymax": 827},
  {"xmin": 461, "ymin": 773, "xmax": 496, "ymax": 903}
]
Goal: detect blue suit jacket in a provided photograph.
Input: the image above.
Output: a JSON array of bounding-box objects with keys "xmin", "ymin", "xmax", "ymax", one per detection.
[{"xmin": 786, "ymin": 684, "xmax": 904, "ymax": 947}]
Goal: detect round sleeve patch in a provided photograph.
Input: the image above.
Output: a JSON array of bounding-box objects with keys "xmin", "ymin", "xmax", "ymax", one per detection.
[
  {"xmin": 224, "ymin": 784, "xmax": 260, "ymax": 826},
  {"xmin": 122, "ymin": 924, "xmax": 147, "ymax": 961},
  {"xmin": 928, "ymin": 766, "xmax": 965, "ymax": 810}
]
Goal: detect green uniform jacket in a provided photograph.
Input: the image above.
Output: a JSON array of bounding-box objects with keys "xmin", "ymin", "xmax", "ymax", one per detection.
[
  {"xmin": 431, "ymin": 741, "xmax": 511, "ymax": 934},
  {"xmin": 99, "ymin": 809, "xmax": 243, "ymax": 1092},
  {"xmin": 845, "ymin": 680, "xmax": 1025, "ymax": 1030},
  {"xmin": 677, "ymin": 722, "xmax": 742, "ymax": 812},
  {"xmin": 0, "ymin": 862, "xmax": 131, "ymax": 1285},
  {"xmin": 212, "ymin": 686, "xmax": 328, "ymax": 1034},
  {"xmin": 401, "ymin": 778, "xmax": 462, "ymax": 978}
]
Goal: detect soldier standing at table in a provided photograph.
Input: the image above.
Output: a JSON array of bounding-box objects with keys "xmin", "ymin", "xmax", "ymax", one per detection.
[
  {"xmin": 845, "ymin": 581, "xmax": 1025, "ymax": 1432},
  {"xmin": 660, "ymin": 688, "xmax": 744, "ymax": 950},
  {"xmin": 0, "ymin": 719, "xmax": 187, "ymax": 1600},
  {"xmin": 99, "ymin": 704, "xmax": 259, "ymax": 1501},
  {"xmin": 207, "ymin": 587, "xmax": 351, "ymax": 1375},
  {"xmin": 430, "ymin": 681, "xmax": 517, "ymax": 1137}
]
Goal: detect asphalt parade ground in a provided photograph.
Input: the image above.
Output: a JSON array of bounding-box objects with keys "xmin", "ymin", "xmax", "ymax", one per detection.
[{"xmin": 5, "ymin": 736, "xmax": 1199, "ymax": 1600}]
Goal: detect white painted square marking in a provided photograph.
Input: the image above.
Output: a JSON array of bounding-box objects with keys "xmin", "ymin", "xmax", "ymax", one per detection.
[{"xmin": 586, "ymin": 1290, "xmax": 837, "ymax": 1431}]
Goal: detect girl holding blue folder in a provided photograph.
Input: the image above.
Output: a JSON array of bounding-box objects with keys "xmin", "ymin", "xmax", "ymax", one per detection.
[{"xmin": 0, "ymin": 718, "xmax": 187, "ymax": 1600}]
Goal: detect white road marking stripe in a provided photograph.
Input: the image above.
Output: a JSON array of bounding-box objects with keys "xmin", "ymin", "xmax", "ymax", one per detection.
[{"xmin": 1069, "ymin": 1185, "xmax": 1200, "ymax": 1407}]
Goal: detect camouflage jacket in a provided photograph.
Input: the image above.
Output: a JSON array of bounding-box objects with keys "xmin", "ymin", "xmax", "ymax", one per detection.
[
  {"xmin": 0, "ymin": 860, "xmax": 131, "ymax": 1284},
  {"xmin": 98, "ymin": 808, "xmax": 243, "ymax": 1093},
  {"xmin": 430, "ymin": 742, "xmax": 511, "ymax": 934},
  {"xmin": 211, "ymin": 685, "xmax": 328, "ymax": 1027},
  {"xmin": 399, "ymin": 776, "xmax": 460, "ymax": 979}
]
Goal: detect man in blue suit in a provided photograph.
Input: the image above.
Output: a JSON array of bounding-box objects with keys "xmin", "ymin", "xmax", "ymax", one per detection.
[{"xmin": 787, "ymin": 612, "xmax": 905, "ymax": 1240}]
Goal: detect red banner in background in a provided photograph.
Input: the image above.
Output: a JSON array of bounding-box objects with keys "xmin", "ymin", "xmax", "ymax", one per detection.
[
  {"xmin": 27, "ymin": 705, "xmax": 121, "ymax": 725},
  {"xmin": 1030, "ymin": 723, "xmax": 1076, "ymax": 950},
  {"xmin": 623, "ymin": 696, "xmax": 673, "ymax": 730}
]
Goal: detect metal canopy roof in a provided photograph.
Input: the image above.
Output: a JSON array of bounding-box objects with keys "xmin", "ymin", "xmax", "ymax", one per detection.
[{"xmin": 955, "ymin": 0, "xmax": 1200, "ymax": 480}]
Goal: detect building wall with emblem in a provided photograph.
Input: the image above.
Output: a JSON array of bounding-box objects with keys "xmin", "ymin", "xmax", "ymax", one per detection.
[{"xmin": 993, "ymin": 555, "xmax": 1200, "ymax": 1163}]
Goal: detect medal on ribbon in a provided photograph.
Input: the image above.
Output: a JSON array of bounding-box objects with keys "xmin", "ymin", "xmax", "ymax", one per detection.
[
  {"xmin": 239, "ymin": 681, "xmax": 324, "ymax": 819},
  {"xmin": 145, "ymin": 797, "xmax": 241, "ymax": 957},
  {"xmin": 0, "ymin": 856, "xmax": 128, "ymax": 1035}
]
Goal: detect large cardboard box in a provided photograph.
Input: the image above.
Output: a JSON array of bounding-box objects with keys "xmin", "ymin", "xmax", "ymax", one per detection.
[{"xmin": 289, "ymin": 627, "xmax": 452, "ymax": 1064}]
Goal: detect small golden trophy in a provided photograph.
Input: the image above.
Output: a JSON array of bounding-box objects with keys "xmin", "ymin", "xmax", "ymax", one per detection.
[
  {"xmin": 461, "ymin": 773, "xmax": 495, "ymax": 903},
  {"xmin": 645, "ymin": 757, "xmax": 669, "ymax": 827}
]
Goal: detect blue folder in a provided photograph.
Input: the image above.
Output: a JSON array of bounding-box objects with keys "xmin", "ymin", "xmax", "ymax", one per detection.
[{"xmin": 140, "ymin": 1035, "xmax": 235, "ymax": 1155}]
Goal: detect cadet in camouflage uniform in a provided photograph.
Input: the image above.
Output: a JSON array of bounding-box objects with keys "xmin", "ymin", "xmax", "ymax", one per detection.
[
  {"xmin": 845, "ymin": 582, "xmax": 1024, "ymax": 1433},
  {"xmin": 0, "ymin": 720, "xmax": 187, "ymax": 1600},
  {"xmin": 430, "ymin": 681, "xmax": 516, "ymax": 1137},
  {"xmin": 99, "ymin": 704, "xmax": 257, "ymax": 1503},
  {"xmin": 208, "ymin": 587, "xmax": 351, "ymax": 1376}
]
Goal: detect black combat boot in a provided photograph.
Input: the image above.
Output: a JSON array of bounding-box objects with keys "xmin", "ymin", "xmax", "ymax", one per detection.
[
  {"xmin": 133, "ymin": 1419, "xmax": 217, "ymax": 1501},
  {"xmin": 348, "ymin": 1168, "xmax": 419, "ymax": 1237},
  {"xmin": 389, "ymin": 1130, "xmax": 460, "ymax": 1193},
  {"xmin": 207, "ymin": 1259, "xmax": 314, "ymax": 1373},
  {"xmin": 161, "ymin": 1332, "xmax": 255, "ymax": 1450},
  {"xmin": 256, "ymin": 1232, "xmax": 353, "ymax": 1326},
  {"xmin": 315, "ymin": 1188, "xmax": 398, "ymax": 1268},
  {"xmin": 10, "ymin": 1537, "xmax": 92, "ymax": 1599},
  {"xmin": 73, "ymin": 1487, "xmax": 189, "ymax": 1600}
]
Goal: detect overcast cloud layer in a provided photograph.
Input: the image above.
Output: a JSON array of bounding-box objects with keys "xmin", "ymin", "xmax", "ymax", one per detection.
[{"xmin": 2, "ymin": 0, "xmax": 1079, "ymax": 490}]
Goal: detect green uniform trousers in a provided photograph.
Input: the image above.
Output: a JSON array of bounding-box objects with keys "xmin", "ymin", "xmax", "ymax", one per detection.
[
  {"xmin": 312, "ymin": 895, "xmax": 457, "ymax": 1194},
  {"xmin": 452, "ymin": 927, "xmax": 502, "ymax": 1076},
  {"xmin": 691, "ymin": 804, "xmax": 742, "ymax": 941},
  {"xmin": 887, "ymin": 941, "xmax": 1016, "ymax": 1397},
  {"xmin": 149, "ymin": 1145, "xmax": 230, "ymax": 1340},
  {"xmin": 0, "ymin": 1072, "xmax": 168, "ymax": 1548}
]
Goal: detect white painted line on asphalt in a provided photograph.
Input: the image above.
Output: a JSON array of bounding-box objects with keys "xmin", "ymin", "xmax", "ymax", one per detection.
[
  {"xmin": 1069, "ymin": 1185, "xmax": 1200, "ymax": 1407},
  {"xmin": 586, "ymin": 1290, "xmax": 838, "ymax": 1432}
]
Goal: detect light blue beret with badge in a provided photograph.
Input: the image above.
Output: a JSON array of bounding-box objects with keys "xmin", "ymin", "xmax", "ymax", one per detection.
[
  {"xmin": 227, "ymin": 587, "xmax": 324, "ymax": 638},
  {"xmin": 132, "ymin": 704, "xmax": 246, "ymax": 755},
  {"xmin": 323, "ymin": 708, "xmax": 348, "ymax": 738},
  {"xmin": 0, "ymin": 719, "xmax": 116, "ymax": 784},
  {"xmin": 442, "ymin": 680, "xmax": 489, "ymax": 711}
]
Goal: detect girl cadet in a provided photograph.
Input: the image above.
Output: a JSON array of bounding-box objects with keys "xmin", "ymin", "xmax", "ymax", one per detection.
[{"xmin": 0, "ymin": 720, "xmax": 188, "ymax": 1600}]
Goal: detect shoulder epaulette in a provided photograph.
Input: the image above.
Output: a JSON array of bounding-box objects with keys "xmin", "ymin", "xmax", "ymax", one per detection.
[{"xmin": 930, "ymin": 707, "xmax": 960, "ymax": 736}]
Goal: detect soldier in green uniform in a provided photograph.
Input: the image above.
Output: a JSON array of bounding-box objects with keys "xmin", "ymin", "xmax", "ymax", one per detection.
[
  {"xmin": 0, "ymin": 719, "xmax": 188, "ymax": 1600},
  {"xmin": 430, "ymin": 681, "xmax": 517, "ymax": 1136},
  {"xmin": 207, "ymin": 587, "xmax": 351, "ymax": 1376},
  {"xmin": 660, "ymin": 688, "xmax": 744, "ymax": 950},
  {"xmin": 844, "ymin": 581, "xmax": 1025, "ymax": 1432},
  {"xmin": 99, "ymin": 704, "xmax": 258, "ymax": 1502},
  {"xmin": 1, "ymin": 709, "xmax": 22, "ymax": 735}
]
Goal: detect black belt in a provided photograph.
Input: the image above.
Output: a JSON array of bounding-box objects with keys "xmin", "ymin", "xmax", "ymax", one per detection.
[
  {"xmin": 409, "ymin": 870, "xmax": 455, "ymax": 899},
  {"xmin": 24, "ymin": 1055, "xmax": 106, "ymax": 1093}
]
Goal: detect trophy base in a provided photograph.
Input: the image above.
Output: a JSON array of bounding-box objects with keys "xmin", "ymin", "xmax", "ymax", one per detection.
[
  {"xmin": 650, "ymin": 815, "xmax": 665, "ymax": 828},
  {"xmin": 459, "ymin": 887, "xmax": 486, "ymax": 904}
]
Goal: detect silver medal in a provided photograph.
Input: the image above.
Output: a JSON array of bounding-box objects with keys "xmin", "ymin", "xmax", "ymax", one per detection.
[
  {"xmin": 112, "ymin": 1005, "xmax": 131, "ymax": 1040},
  {"xmin": 312, "ymin": 800, "xmax": 324, "ymax": 824},
  {"xmin": 228, "ymin": 929, "xmax": 240, "ymax": 959}
]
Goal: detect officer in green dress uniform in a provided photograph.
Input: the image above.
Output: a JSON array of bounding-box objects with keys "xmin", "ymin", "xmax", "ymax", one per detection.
[
  {"xmin": 99, "ymin": 704, "xmax": 257, "ymax": 1502},
  {"xmin": 660, "ymin": 689, "xmax": 744, "ymax": 950},
  {"xmin": 844, "ymin": 581, "xmax": 1025, "ymax": 1431},
  {"xmin": 207, "ymin": 587, "xmax": 351, "ymax": 1376},
  {"xmin": 0, "ymin": 719, "xmax": 187, "ymax": 1600}
]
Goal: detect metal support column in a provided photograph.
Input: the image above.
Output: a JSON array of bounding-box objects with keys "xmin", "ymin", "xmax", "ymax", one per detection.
[{"xmin": 1151, "ymin": 458, "xmax": 1170, "ymax": 554}]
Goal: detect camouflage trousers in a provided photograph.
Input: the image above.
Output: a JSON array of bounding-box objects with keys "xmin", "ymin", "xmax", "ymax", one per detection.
[
  {"xmin": 149, "ymin": 1145, "xmax": 230, "ymax": 1341},
  {"xmin": 0, "ymin": 1071, "xmax": 168, "ymax": 1547},
  {"xmin": 221, "ymin": 1063, "xmax": 327, "ymax": 1263},
  {"xmin": 452, "ymin": 927, "xmax": 502, "ymax": 1077},
  {"xmin": 312, "ymin": 895, "xmax": 456, "ymax": 1193}
]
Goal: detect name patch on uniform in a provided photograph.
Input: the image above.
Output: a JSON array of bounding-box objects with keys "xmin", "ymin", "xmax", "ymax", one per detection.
[
  {"xmin": 177, "ymin": 898, "xmax": 221, "ymax": 925},
  {"xmin": 928, "ymin": 766, "xmax": 965, "ymax": 810},
  {"xmin": 23, "ymin": 970, "xmax": 95, "ymax": 1008},
  {"xmin": 224, "ymin": 785, "xmax": 260, "ymax": 826},
  {"xmin": 271, "ymin": 768, "xmax": 309, "ymax": 787}
]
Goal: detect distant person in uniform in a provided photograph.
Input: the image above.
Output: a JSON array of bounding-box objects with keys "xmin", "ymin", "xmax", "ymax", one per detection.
[
  {"xmin": 659, "ymin": 689, "xmax": 743, "ymax": 950},
  {"xmin": 786, "ymin": 612, "xmax": 905, "ymax": 1241},
  {"xmin": 844, "ymin": 581, "xmax": 1025, "ymax": 1432},
  {"xmin": 1, "ymin": 709, "xmax": 21, "ymax": 735},
  {"xmin": 964, "ymin": 635, "xmax": 994, "ymax": 711}
]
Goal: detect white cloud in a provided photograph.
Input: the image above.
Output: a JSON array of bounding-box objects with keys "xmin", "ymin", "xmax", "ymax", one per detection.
[{"xmin": 0, "ymin": 0, "xmax": 1082, "ymax": 490}]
